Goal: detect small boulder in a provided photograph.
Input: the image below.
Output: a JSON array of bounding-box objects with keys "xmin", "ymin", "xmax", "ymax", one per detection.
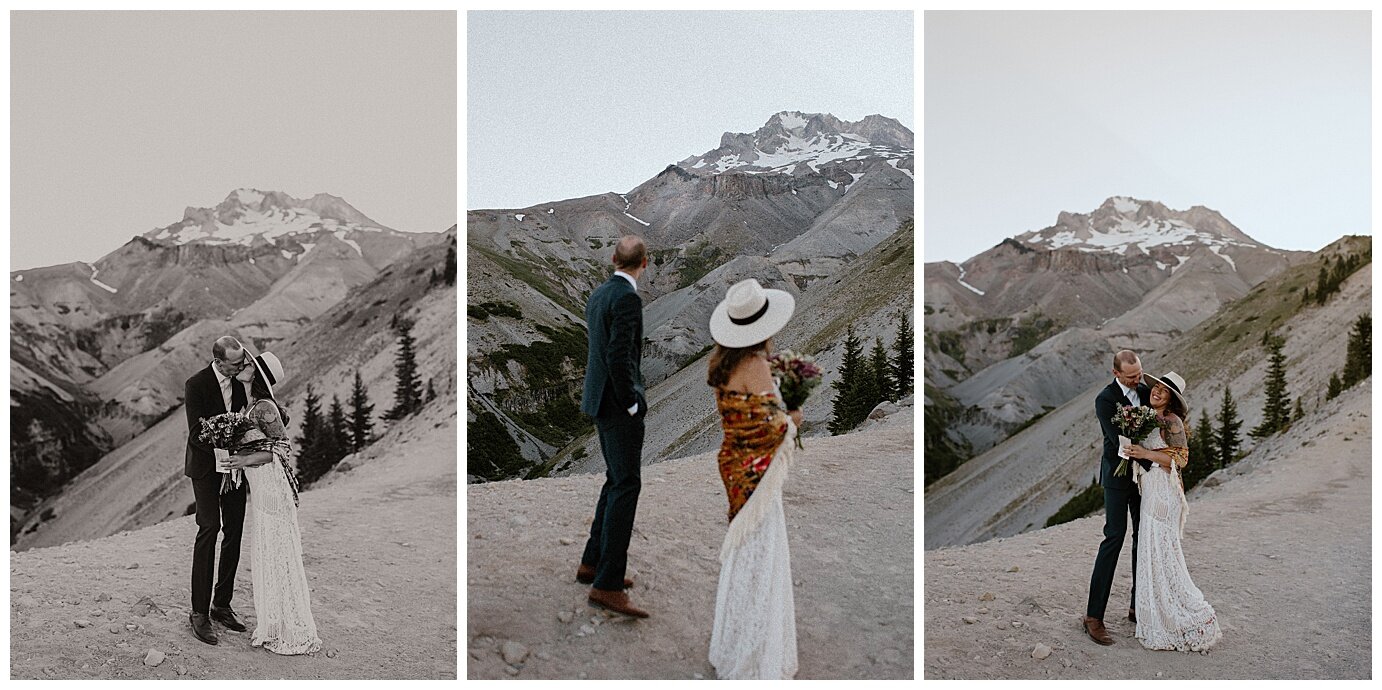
[
  {"xmin": 558, "ymin": 538, "xmax": 574, "ymax": 546},
  {"xmin": 557, "ymin": 611, "xmax": 574, "ymax": 624},
  {"xmin": 500, "ymin": 641, "xmax": 529, "ymax": 665},
  {"xmin": 144, "ymin": 649, "xmax": 165, "ymax": 667},
  {"xmin": 979, "ymin": 592, "xmax": 995, "ymax": 601},
  {"xmin": 95, "ymin": 593, "xmax": 112, "ymax": 603},
  {"xmin": 1032, "ymin": 644, "xmax": 1051, "ymax": 660},
  {"xmin": 74, "ymin": 619, "xmax": 92, "ymax": 628}
]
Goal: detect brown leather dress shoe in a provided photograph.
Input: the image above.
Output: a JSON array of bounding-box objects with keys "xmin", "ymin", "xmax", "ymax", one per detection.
[
  {"xmin": 1128, "ymin": 608, "xmax": 1137, "ymax": 623},
  {"xmin": 588, "ymin": 588, "xmax": 650, "ymax": 618},
  {"xmin": 575, "ymin": 563, "xmax": 633, "ymax": 589},
  {"xmin": 1082, "ymin": 615, "xmax": 1114, "ymax": 645}
]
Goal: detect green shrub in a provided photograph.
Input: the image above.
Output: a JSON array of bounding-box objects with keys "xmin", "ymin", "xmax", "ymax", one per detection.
[{"xmin": 1046, "ymin": 480, "xmax": 1104, "ymax": 527}]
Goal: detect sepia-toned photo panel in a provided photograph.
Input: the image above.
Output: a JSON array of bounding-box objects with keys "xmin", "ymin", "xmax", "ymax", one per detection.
[
  {"xmin": 10, "ymin": 11, "xmax": 457, "ymax": 679},
  {"xmin": 923, "ymin": 10, "xmax": 1370, "ymax": 680},
  {"xmin": 465, "ymin": 10, "xmax": 914, "ymax": 679}
]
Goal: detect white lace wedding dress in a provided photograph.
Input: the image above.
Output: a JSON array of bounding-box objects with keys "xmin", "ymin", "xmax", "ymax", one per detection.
[
  {"xmin": 708, "ymin": 386, "xmax": 798, "ymax": 679},
  {"xmin": 1132, "ymin": 424, "xmax": 1222, "ymax": 652},
  {"xmin": 243, "ymin": 399, "xmax": 322, "ymax": 655}
]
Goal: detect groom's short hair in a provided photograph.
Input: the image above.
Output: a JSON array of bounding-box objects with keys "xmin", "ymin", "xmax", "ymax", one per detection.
[
  {"xmin": 613, "ymin": 235, "xmax": 646, "ymax": 270},
  {"xmin": 212, "ymin": 335, "xmax": 244, "ymax": 361},
  {"xmin": 1112, "ymin": 350, "xmax": 1140, "ymax": 372}
]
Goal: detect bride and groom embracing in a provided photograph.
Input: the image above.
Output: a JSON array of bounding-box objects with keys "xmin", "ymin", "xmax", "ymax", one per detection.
[
  {"xmin": 1083, "ymin": 349, "xmax": 1222, "ymax": 653},
  {"xmin": 184, "ymin": 335, "xmax": 321, "ymax": 655},
  {"xmin": 577, "ymin": 235, "xmax": 802, "ymax": 679}
]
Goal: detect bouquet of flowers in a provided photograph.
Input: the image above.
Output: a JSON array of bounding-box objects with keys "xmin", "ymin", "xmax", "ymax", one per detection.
[
  {"xmin": 197, "ymin": 411, "xmax": 254, "ymax": 452},
  {"xmin": 769, "ymin": 349, "xmax": 824, "ymax": 449},
  {"xmin": 1111, "ymin": 404, "xmax": 1161, "ymax": 477}
]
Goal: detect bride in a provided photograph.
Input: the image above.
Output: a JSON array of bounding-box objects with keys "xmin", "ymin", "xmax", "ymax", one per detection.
[
  {"xmin": 705, "ymin": 278, "xmax": 801, "ymax": 679},
  {"xmin": 222, "ymin": 353, "xmax": 323, "ymax": 655},
  {"xmin": 1123, "ymin": 371, "xmax": 1222, "ymax": 652}
]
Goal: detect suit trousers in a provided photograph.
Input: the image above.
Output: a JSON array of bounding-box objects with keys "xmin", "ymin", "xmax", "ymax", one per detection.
[
  {"xmin": 1086, "ymin": 482, "xmax": 1141, "ymax": 620},
  {"xmin": 581, "ymin": 412, "xmax": 645, "ymax": 591},
  {"xmin": 190, "ymin": 473, "xmax": 247, "ymax": 614}
]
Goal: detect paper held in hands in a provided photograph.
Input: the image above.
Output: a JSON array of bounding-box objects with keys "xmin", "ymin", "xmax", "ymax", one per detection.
[
  {"xmin": 1117, "ymin": 435, "xmax": 1132, "ymax": 459},
  {"xmin": 214, "ymin": 448, "xmax": 231, "ymax": 474}
]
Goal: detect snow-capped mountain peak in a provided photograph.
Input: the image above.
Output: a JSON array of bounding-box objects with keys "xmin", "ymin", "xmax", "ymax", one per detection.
[
  {"xmin": 678, "ymin": 111, "xmax": 914, "ymax": 176},
  {"xmin": 1015, "ymin": 196, "xmax": 1265, "ymax": 264},
  {"xmin": 146, "ymin": 189, "xmax": 395, "ymax": 246}
]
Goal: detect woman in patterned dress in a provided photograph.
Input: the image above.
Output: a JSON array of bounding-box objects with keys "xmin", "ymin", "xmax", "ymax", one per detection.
[
  {"xmin": 1123, "ymin": 371, "xmax": 1222, "ymax": 652},
  {"xmin": 705, "ymin": 278, "xmax": 801, "ymax": 679}
]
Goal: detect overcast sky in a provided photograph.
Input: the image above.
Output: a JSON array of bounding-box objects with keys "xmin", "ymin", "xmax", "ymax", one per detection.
[
  {"xmin": 467, "ymin": 10, "xmax": 914, "ymax": 210},
  {"xmin": 925, "ymin": 11, "xmax": 1370, "ymax": 263},
  {"xmin": 10, "ymin": 11, "xmax": 456, "ymax": 271}
]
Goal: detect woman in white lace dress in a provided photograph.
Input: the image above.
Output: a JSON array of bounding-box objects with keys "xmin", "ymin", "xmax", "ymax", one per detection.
[
  {"xmin": 1123, "ymin": 371, "xmax": 1222, "ymax": 652},
  {"xmin": 223, "ymin": 356, "xmax": 322, "ymax": 655},
  {"xmin": 705, "ymin": 279, "xmax": 800, "ymax": 679}
]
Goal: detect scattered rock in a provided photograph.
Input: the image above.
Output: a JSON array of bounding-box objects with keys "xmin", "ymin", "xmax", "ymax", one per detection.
[
  {"xmin": 1007, "ymin": 566, "xmax": 1020, "ymax": 573},
  {"xmin": 1032, "ymin": 644, "xmax": 1051, "ymax": 660},
  {"xmin": 1061, "ymin": 658, "xmax": 1072, "ymax": 668},
  {"xmin": 501, "ymin": 641, "xmax": 529, "ymax": 665},
  {"xmin": 327, "ymin": 648, "xmax": 338, "ymax": 658},
  {"xmin": 977, "ymin": 607, "xmax": 989, "ymax": 615},
  {"xmin": 504, "ymin": 665, "xmax": 519, "ymax": 676},
  {"xmin": 74, "ymin": 619, "xmax": 92, "ymax": 628},
  {"xmin": 557, "ymin": 611, "xmax": 574, "ymax": 624},
  {"xmin": 144, "ymin": 649, "xmax": 165, "ymax": 667},
  {"xmin": 95, "ymin": 593, "xmax": 111, "ymax": 602},
  {"xmin": 126, "ymin": 563, "xmax": 139, "ymax": 570},
  {"xmin": 176, "ymin": 665, "xmax": 188, "ymax": 676},
  {"xmin": 131, "ymin": 596, "xmax": 164, "ymax": 617},
  {"xmin": 996, "ymin": 622, "xmax": 1009, "ymax": 630},
  {"xmin": 1156, "ymin": 671, "xmax": 1163, "ymax": 678},
  {"xmin": 962, "ymin": 617, "xmax": 978, "ymax": 624},
  {"xmin": 693, "ymin": 672, "xmax": 705, "ymax": 679},
  {"xmin": 979, "ymin": 592, "xmax": 995, "ymax": 601},
  {"xmin": 579, "ymin": 624, "xmax": 596, "ymax": 636},
  {"xmin": 559, "ymin": 538, "xmax": 574, "ymax": 546},
  {"xmin": 109, "ymin": 625, "xmax": 122, "ymax": 634},
  {"xmin": 1012, "ymin": 621, "xmax": 1024, "ymax": 628}
]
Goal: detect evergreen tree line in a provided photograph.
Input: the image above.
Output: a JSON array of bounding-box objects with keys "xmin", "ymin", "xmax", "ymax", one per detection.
[
  {"xmin": 296, "ymin": 315, "xmax": 442, "ymax": 485},
  {"xmin": 828, "ymin": 310, "xmax": 914, "ymax": 435},
  {"xmin": 430, "ymin": 235, "xmax": 458, "ymax": 288},
  {"xmin": 1303, "ymin": 251, "xmax": 1366, "ymax": 306},
  {"xmin": 1328, "ymin": 313, "xmax": 1371, "ymax": 400}
]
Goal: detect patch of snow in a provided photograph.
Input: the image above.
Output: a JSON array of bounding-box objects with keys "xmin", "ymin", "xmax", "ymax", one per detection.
[
  {"xmin": 14, "ymin": 274, "xmax": 22, "ymax": 282},
  {"xmin": 249, "ymin": 258, "xmax": 256, "ymax": 264},
  {"xmin": 1111, "ymin": 196, "xmax": 1139, "ymax": 214},
  {"xmin": 298, "ymin": 242, "xmax": 316, "ymax": 262},
  {"xmin": 691, "ymin": 159, "xmax": 707, "ymax": 169},
  {"xmin": 886, "ymin": 158, "xmax": 914, "ymax": 180},
  {"xmin": 233, "ymin": 188, "xmax": 265, "ymax": 206},
  {"xmin": 1209, "ymin": 244, "xmax": 1237, "ymax": 271},
  {"xmin": 791, "ymin": 189, "xmax": 798, "ymax": 195},
  {"xmin": 281, "ymin": 249, "xmax": 294, "ymax": 260},
  {"xmin": 827, "ymin": 180, "xmax": 839, "ymax": 189},
  {"xmin": 84, "ymin": 263, "xmax": 118, "ymax": 293},
  {"xmin": 514, "ymin": 214, "xmax": 525, "ymax": 222},
  {"xmin": 956, "ymin": 264, "xmax": 986, "ymax": 296},
  {"xmin": 1122, "ymin": 266, "xmax": 1128, "ymax": 273},
  {"xmin": 776, "ymin": 111, "xmax": 808, "ymax": 131},
  {"xmin": 548, "ymin": 209, "xmax": 555, "ymax": 214}
]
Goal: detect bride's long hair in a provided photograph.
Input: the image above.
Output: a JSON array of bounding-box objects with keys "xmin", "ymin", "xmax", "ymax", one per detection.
[{"xmin": 707, "ymin": 338, "xmax": 773, "ymax": 388}]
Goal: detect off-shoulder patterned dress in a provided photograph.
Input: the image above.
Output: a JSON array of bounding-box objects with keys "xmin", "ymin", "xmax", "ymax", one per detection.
[
  {"xmin": 1133, "ymin": 412, "xmax": 1221, "ymax": 652},
  {"xmin": 242, "ymin": 398, "xmax": 322, "ymax": 655},
  {"xmin": 708, "ymin": 386, "xmax": 798, "ymax": 679}
]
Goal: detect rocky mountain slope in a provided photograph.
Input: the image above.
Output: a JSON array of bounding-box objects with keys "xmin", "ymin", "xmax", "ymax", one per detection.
[
  {"xmin": 467, "ymin": 112, "xmax": 914, "ymax": 480},
  {"xmin": 10, "ymin": 189, "xmax": 446, "ymax": 541},
  {"xmin": 925, "ymin": 235, "xmax": 1370, "ymax": 549},
  {"xmin": 10, "ymin": 387, "xmax": 457, "ymax": 680},
  {"xmin": 924, "ymin": 379, "xmax": 1370, "ymax": 679},
  {"xmin": 923, "ymin": 197, "xmax": 1305, "ymax": 462},
  {"xmin": 13, "ymin": 229, "xmax": 457, "ymax": 551},
  {"xmin": 467, "ymin": 412, "xmax": 913, "ymax": 679}
]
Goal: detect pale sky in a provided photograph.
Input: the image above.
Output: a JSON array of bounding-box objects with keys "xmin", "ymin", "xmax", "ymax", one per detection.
[
  {"xmin": 467, "ymin": 10, "xmax": 914, "ymax": 211},
  {"xmin": 925, "ymin": 11, "xmax": 1370, "ymax": 264},
  {"xmin": 10, "ymin": 11, "xmax": 456, "ymax": 271}
]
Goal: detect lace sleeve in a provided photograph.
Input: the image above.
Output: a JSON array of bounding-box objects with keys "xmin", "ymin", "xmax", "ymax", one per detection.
[
  {"xmin": 251, "ymin": 400, "xmax": 288, "ymax": 440},
  {"xmin": 1161, "ymin": 414, "xmax": 1189, "ymax": 468}
]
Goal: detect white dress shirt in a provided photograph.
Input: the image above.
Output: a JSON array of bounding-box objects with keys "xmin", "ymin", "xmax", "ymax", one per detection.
[
  {"xmin": 613, "ymin": 270, "xmax": 639, "ymax": 416},
  {"xmin": 1117, "ymin": 378, "xmax": 1141, "ymax": 407}
]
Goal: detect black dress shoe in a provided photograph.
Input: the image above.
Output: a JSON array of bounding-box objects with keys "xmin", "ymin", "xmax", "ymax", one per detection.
[
  {"xmin": 1128, "ymin": 608, "xmax": 1137, "ymax": 623},
  {"xmin": 189, "ymin": 612, "xmax": 219, "ymax": 645},
  {"xmin": 210, "ymin": 606, "xmax": 247, "ymax": 632}
]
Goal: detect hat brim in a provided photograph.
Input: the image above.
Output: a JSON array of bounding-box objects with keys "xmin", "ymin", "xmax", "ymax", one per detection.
[
  {"xmin": 709, "ymin": 289, "xmax": 795, "ymax": 349},
  {"xmin": 1144, "ymin": 373, "xmax": 1188, "ymax": 410}
]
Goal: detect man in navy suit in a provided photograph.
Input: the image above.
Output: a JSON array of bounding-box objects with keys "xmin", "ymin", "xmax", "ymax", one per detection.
[
  {"xmin": 1084, "ymin": 349, "xmax": 1153, "ymax": 645},
  {"xmin": 577, "ymin": 235, "xmax": 651, "ymax": 618}
]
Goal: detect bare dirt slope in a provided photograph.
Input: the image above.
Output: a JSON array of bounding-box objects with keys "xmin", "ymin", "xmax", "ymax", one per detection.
[
  {"xmin": 467, "ymin": 415, "xmax": 915, "ymax": 679},
  {"xmin": 924, "ymin": 381, "xmax": 1371, "ymax": 679},
  {"xmin": 9, "ymin": 408, "xmax": 457, "ymax": 680}
]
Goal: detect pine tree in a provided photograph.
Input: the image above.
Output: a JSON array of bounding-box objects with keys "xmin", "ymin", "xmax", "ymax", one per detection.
[
  {"xmin": 829, "ymin": 324, "xmax": 864, "ymax": 435},
  {"xmin": 444, "ymin": 239, "xmax": 457, "ymax": 286},
  {"xmin": 1315, "ymin": 264, "xmax": 1329, "ymax": 304},
  {"xmin": 1301, "ymin": 286, "xmax": 1310, "ymax": 305},
  {"xmin": 890, "ymin": 310, "xmax": 914, "ymax": 397},
  {"xmin": 1183, "ymin": 411, "xmax": 1219, "ymax": 491},
  {"xmin": 385, "ymin": 318, "xmax": 424, "ymax": 420},
  {"xmin": 1292, "ymin": 397, "xmax": 1304, "ymax": 422},
  {"xmin": 1327, "ymin": 372, "xmax": 1343, "ymax": 401},
  {"xmin": 1342, "ymin": 313, "xmax": 1371, "ymax": 388},
  {"xmin": 429, "ymin": 268, "xmax": 439, "ymax": 286},
  {"xmin": 295, "ymin": 385, "xmax": 329, "ymax": 484},
  {"xmin": 1215, "ymin": 386, "xmax": 1242, "ymax": 468},
  {"xmin": 349, "ymin": 369, "xmax": 375, "ymax": 451},
  {"xmin": 1250, "ymin": 334, "xmax": 1292, "ymax": 438},
  {"xmin": 426, "ymin": 378, "xmax": 437, "ymax": 402},
  {"xmin": 328, "ymin": 395, "xmax": 350, "ymax": 462},
  {"xmin": 869, "ymin": 337, "xmax": 893, "ymax": 404}
]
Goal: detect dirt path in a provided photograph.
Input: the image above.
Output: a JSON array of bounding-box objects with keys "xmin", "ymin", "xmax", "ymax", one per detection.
[
  {"xmin": 10, "ymin": 413, "xmax": 457, "ymax": 680},
  {"xmin": 466, "ymin": 414, "xmax": 915, "ymax": 679},
  {"xmin": 923, "ymin": 382, "xmax": 1371, "ymax": 679}
]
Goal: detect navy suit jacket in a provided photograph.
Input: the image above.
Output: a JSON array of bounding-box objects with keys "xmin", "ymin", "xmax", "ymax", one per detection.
[
  {"xmin": 1094, "ymin": 379, "xmax": 1153, "ymax": 490},
  {"xmin": 580, "ymin": 275, "xmax": 645, "ymax": 418}
]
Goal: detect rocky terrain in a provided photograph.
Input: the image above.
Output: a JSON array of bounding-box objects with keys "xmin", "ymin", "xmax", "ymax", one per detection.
[
  {"xmin": 925, "ymin": 235, "xmax": 1369, "ymax": 550},
  {"xmin": 467, "ymin": 405, "xmax": 914, "ymax": 679},
  {"xmin": 925, "ymin": 379, "xmax": 1370, "ymax": 679},
  {"xmin": 468, "ymin": 111, "xmax": 914, "ymax": 480},
  {"xmin": 10, "ymin": 392, "xmax": 457, "ymax": 680},
  {"xmin": 923, "ymin": 197, "xmax": 1307, "ymax": 467},
  {"xmin": 11, "ymin": 189, "xmax": 447, "ymax": 539},
  {"xmin": 14, "ymin": 228, "xmax": 457, "ymax": 551}
]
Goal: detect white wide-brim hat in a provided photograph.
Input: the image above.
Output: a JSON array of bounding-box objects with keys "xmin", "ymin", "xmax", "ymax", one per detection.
[
  {"xmin": 253, "ymin": 351, "xmax": 286, "ymax": 391},
  {"xmin": 1145, "ymin": 371, "xmax": 1188, "ymax": 410},
  {"xmin": 709, "ymin": 278, "xmax": 795, "ymax": 348}
]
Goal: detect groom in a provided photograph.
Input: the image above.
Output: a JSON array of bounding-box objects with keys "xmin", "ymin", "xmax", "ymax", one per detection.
[
  {"xmin": 1084, "ymin": 349, "xmax": 1152, "ymax": 645},
  {"xmin": 184, "ymin": 335, "xmax": 253, "ymax": 645},
  {"xmin": 577, "ymin": 234, "xmax": 651, "ymax": 619}
]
